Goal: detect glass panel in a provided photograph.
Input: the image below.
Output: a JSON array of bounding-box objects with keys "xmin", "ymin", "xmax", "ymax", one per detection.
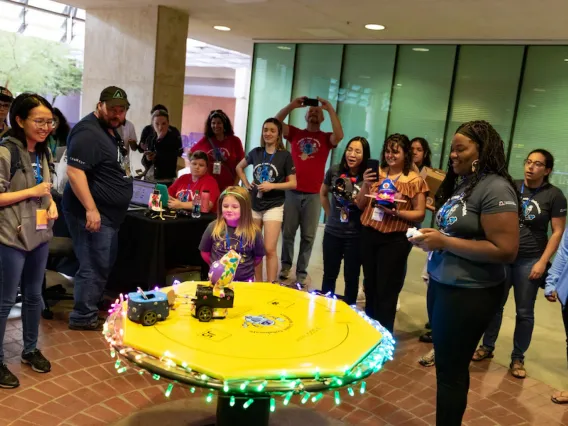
[
  {"xmin": 338, "ymin": 44, "xmax": 396, "ymax": 159},
  {"xmin": 510, "ymin": 46, "xmax": 568, "ymax": 194},
  {"xmin": 443, "ymin": 45, "xmax": 524, "ymax": 168},
  {"xmin": 388, "ymin": 45, "xmax": 456, "ymax": 168},
  {"xmin": 24, "ymin": 9, "xmax": 67, "ymax": 42},
  {"xmin": 0, "ymin": 3, "xmax": 25, "ymax": 32},
  {"xmin": 28, "ymin": 0, "xmax": 67, "ymax": 14}
]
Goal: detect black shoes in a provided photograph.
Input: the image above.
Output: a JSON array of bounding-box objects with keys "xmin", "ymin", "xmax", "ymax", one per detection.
[
  {"xmin": 69, "ymin": 318, "xmax": 104, "ymax": 331},
  {"xmin": 0, "ymin": 364, "xmax": 19, "ymax": 389},
  {"xmin": 21, "ymin": 349, "xmax": 51, "ymax": 373}
]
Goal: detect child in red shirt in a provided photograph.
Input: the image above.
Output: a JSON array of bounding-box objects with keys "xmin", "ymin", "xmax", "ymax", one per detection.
[{"xmin": 168, "ymin": 151, "xmax": 220, "ymax": 213}]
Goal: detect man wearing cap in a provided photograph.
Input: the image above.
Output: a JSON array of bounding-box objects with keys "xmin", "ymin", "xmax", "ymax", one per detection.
[
  {"xmin": 63, "ymin": 86, "xmax": 133, "ymax": 331},
  {"xmin": 0, "ymin": 87, "xmax": 14, "ymax": 138}
]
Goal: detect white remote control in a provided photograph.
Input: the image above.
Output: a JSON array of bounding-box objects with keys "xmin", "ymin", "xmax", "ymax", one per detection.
[{"xmin": 406, "ymin": 227, "xmax": 423, "ymax": 238}]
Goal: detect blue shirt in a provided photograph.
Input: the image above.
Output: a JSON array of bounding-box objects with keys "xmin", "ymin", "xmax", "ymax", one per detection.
[{"xmin": 545, "ymin": 227, "xmax": 568, "ymax": 305}]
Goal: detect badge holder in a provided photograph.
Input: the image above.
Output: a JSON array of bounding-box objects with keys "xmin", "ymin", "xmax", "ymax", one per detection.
[
  {"xmin": 340, "ymin": 206, "xmax": 349, "ymax": 223},
  {"xmin": 213, "ymin": 161, "xmax": 222, "ymax": 175},
  {"xmin": 36, "ymin": 209, "xmax": 48, "ymax": 230}
]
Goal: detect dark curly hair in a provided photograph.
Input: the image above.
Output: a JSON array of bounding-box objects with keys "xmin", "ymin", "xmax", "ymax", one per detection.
[
  {"xmin": 204, "ymin": 109, "xmax": 234, "ymax": 139},
  {"xmin": 435, "ymin": 120, "xmax": 522, "ymax": 217},
  {"xmin": 380, "ymin": 133, "xmax": 413, "ymax": 175},
  {"xmin": 410, "ymin": 137, "xmax": 432, "ymax": 169}
]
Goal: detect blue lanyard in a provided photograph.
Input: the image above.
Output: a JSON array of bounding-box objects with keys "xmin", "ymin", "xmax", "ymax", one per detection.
[
  {"xmin": 208, "ymin": 137, "xmax": 222, "ymax": 161},
  {"xmin": 225, "ymin": 229, "xmax": 244, "ymax": 253},
  {"xmin": 35, "ymin": 153, "xmax": 43, "ymax": 184},
  {"xmin": 520, "ymin": 182, "xmax": 542, "ymax": 212},
  {"xmin": 260, "ymin": 150, "xmax": 275, "ymax": 183}
]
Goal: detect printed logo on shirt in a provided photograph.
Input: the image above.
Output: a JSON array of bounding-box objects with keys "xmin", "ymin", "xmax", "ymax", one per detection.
[
  {"xmin": 206, "ymin": 147, "xmax": 230, "ymax": 162},
  {"xmin": 176, "ymin": 189, "xmax": 193, "ymax": 202},
  {"xmin": 68, "ymin": 156, "xmax": 86, "ymax": 165},
  {"xmin": 522, "ymin": 198, "xmax": 540, "ymax": 221},
  {"xmin": 499, "ymin": 200, "xmax": 518, "ymax": 207},
  {"xmin": 297, "ymin": 137, "xmax": 321, "ymax": 161},
  {"xmin": 253, "ymin": 163, "xmax": 279, "ymax": 183}
]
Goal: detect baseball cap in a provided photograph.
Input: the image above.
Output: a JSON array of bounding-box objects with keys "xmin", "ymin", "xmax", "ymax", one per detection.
[
  {"xmin": 99, "ymin": 86, "xmax": 130, "ymax": 108},
  {"xmin": 0, "ymin": 87, "xmax": 14, "ymax": 103}
]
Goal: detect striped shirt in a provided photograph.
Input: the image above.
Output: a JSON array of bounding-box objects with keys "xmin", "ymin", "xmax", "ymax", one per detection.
[{"xmin": 361, "ymin": 170, "xmax": 428, "ymax": 234}]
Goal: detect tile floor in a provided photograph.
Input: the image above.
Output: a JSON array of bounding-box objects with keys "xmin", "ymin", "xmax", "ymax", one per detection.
[{"xmin": 1, "ymin": 225, "xmax": 567, "ymax": 425}]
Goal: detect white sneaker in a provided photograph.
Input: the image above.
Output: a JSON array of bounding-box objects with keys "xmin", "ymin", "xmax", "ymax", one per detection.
[{"xmin": 396, "ymin": 297, "xmax": 401, "ymax": 312}]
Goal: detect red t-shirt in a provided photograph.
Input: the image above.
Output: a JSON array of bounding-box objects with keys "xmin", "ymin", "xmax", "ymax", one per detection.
[
  {"xmin": 287, "ymin": 125, "xmax": 333, "ymax": 193},
  {"xmin": 168, "ymin": 174, "xmax": 220, "ymax": 212},
  {"xmin": 190, "ymin": 135, "xmax": 245, "ymax": 193}
]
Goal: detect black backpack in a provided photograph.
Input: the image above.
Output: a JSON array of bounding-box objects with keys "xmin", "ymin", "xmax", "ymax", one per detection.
[{"xmin": 0, "ymin": 139, "xmax": 23, "ymax": 181}]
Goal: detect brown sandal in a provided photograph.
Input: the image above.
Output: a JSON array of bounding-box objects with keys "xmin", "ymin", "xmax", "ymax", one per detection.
[
  {"xmin": 551, "ymin": 391, "xmax": 568, "ymax": 404},
  {"xmin": 472, "ymin": 346, "xmax": 494, "ymax": 362},
  {"xmin": 509, "ymin": 360, "xmax": 527, "ymax": 379}
]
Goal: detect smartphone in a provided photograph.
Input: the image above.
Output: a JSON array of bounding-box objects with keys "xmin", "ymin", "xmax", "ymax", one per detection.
[
  {"xmin": 303, "ymin": 97, "xmax": 319, "ymax": 107},
  {"xmin": 367, "ymin": 159, "xmax": 380, "ymax": 173}
]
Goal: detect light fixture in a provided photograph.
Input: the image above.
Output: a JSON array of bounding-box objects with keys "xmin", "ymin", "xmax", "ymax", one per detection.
[
  {"xmin": 365, "ymin": 24, "xmax": 385, "ymax": 31},
  {"xmin": 213, "ymin": 26, "xmax": 231, "ymax": 31},
  {"xmin": 412, "ymin": 47, "xmax": 430, "ymax": 52},
  {"xmin": 277, "ymin": 46, "xmax": 291, "ymax": 50},
  {"xmin": 564, "ymin": 59, "xmax": 568, "ymax": 62}
]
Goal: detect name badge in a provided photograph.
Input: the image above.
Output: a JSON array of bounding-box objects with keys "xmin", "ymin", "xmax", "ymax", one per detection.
[
  {"xmin": 340, "ymin": 207, "xmax": 349, "ymax": 223},
  {"xmin": 213, "ymin": 161, "xmax": 222, "ymax": 175},
  {"xmin": 372, "ymin": 207, "xmax": 384, "ymax": 222},
  {"xmin": 36, "ymin": 209, "xmax": 48, "ymax": 230}
]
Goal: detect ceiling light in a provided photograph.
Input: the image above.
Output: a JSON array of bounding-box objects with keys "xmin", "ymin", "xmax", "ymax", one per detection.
[
  {"xmin": 412, "ymin": 48, "xmax": 430, "ymax": 52},
  {"xmin": 365, "ymin": 24, "xmax": 385, "ymax": 31},
  {"xmin": 213, "ymin": 26, "xmax": 231, "ymax": 31},
  {"xmin": 277, "ymin": 46, "xmax": 291, "ymax": 50},
  {"xmin": 564, "ymin": 59, "xmax": 568, "ymax": 62}
]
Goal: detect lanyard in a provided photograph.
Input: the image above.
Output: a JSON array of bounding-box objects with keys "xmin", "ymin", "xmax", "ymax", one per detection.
[
  {"xmin": 520, "ymin": 182, "xmax": 542, "ymax": 212},
  {"xmin": 225, "ymin": 229, "xmax": 244, "ymax": 253},
  {"xmin": 260, "ymin": 150, "xmax": 275, "ymax": 183},
  {"xmin": 35, "ymin": 153, "xmax": 43, "ymax": 185},
  {"xmin": 208, "ymin": 137, "xmax": 223, "ymax": 161}
]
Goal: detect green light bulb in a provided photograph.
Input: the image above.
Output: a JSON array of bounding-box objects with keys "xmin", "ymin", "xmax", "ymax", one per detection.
[
  {"xmin": 301, "ymin": 392, "xmax": 310, "ymax": 404},
  {"xmin": 223, "ymin": 382, "xmax": 229, "ymax": 392},
  {"xmin": 165, "ymin": 383, "xmax": 174, "ymax": 398},
  {"xmin": 230, "ymin": 396, "xmax": 235, "ymax": 407},
  {"xmin": 117, "ymin": 367, "xmax": 127, "ymax": 374},
  {"xmin": 270, "ymin": 398, "xmax": 276, "ymax": 412},
  {"xmin": 114, "ymin": 360, "xmax": 121, "ymax": 369},
  {"xmin": 243, "ymin": 399, "xmax": 254, "ymax": 409},
  {"xmin": 311, "ymin": 393, "xmax": 323, "ymax": 403},
  {"xmin": 348, "ymin": 387, "xmax": 355, "ymax": 397},
  {"xmin": 283, "ymin": 391, "xmax": 293, "ymax": 406},
  {"xmin": 239, "ymin": 380, "xmax": 250, "ymax": 391},
  {"xmin": 257, "ymin": 380, "xmax": 267, "ymax": 391},
  {"xmin": 334, "ymin": 391, "xmax": 341, "ymax": 405},
  {"xmin": 360, "ymin": 381, "xmax": 366, "ymax": 394},
  {"xmin": 152, "ymin": 374, "xmax": 160, "ymax": 381},
  {"xmin": 206, "ymin": 392, "xmax": 214, "ymax": 403}
]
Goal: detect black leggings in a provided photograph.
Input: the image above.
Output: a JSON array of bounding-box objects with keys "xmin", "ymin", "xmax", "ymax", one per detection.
[
  {"xmin": 361, "ymin": 227, "xmax": 411, "ymax": 333},
  {"xmin": 428, "ymin": 279, "xmax": 503, "ymax": 426}
]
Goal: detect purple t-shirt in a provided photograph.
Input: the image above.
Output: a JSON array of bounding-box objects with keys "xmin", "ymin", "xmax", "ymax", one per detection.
[{"xmin": 199, "ymin": 222, "xmax": 265, "ymax": 282}]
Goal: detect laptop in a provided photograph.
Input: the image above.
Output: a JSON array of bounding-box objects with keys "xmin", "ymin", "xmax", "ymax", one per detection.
[{"xmin": 128, "ymin": 179, "xmax": 156, "ymax": 211}]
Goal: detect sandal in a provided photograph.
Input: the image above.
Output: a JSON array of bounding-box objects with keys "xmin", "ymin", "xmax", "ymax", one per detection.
[
  {"xmin": 419, "ymin": 331, "xmax": 433, "ymax": 343},
  {"xmin": 551, "ymin": 391, "xmax": 568, "ymax": 404},
  {"xmin": 418, "ymin": 349, "xmax": 435, "ymax": 367},
  {"xmin": 472, "ymin": 346, "xmax": 494, "ymax": 362},
  {"xmin": 509, "ymin": 360, "xmax": 527, "ymax": 379}
]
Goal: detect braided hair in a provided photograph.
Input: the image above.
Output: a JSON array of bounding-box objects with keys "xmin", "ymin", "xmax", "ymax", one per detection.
[
  {"xmin": 435, "ymin": 120, "xmax": 522, "ymax": 218},
  {"xmin": 380, "ymin": 133, "xmax": 413, "ymax": 175}
]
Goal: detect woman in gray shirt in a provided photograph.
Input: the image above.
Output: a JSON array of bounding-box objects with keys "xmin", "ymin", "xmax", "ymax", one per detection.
[{"xmin": 410, "ymin": 120, "xmax": 521, "ymax": 426}]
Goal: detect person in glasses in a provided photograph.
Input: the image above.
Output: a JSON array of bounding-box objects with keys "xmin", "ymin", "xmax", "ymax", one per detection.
[
  {"xmin": 472, "ymin": 149, "xmax": 567, "ymax": 379},
  {"xmin": 190, "ymin": 110, "xmax": 244, "ymax": 193},
  {"xmin": 0, "ymin": 87, "xmax": 14, "ymax": 138}
]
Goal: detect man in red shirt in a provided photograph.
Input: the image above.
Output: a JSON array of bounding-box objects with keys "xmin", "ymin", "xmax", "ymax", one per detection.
[{"xmin": 276, "ymin": 96, "xmax": 344, "ymax": 286}]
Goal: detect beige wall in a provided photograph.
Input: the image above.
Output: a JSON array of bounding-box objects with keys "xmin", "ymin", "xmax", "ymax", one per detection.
[{"xmin": 82, "ymin": 6, "xmax": 188, "ymax": 134}]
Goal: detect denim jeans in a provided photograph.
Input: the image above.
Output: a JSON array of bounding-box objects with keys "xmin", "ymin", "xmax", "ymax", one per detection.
[
  {"xmin": 481, "ymin": 256, "xmax": 542, "ymax": 361},
  {"xmin": 0, "ymin": 242, "xmax": 49, "ymax": 362},
  {"xmin": 65, "ymin": 211, "xmax": 119, "ymax": 327},
  {"xmin": 428, "ymin": 279, "xmax": 503, "ymax": 426},
  {"xmin": 281, "ymin": 191, "xmax": 321, "ymax": 280},
  {"xmin": 563, "ymin": 303, "xmax": 568, "ymax": 363},
  {"xmin": 321, "ymin": 231, "xmax": 361, "ymax": 305}
]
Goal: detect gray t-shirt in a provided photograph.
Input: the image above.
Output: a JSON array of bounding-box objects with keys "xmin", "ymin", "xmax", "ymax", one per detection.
[
  {"xmin": 323, "ymin": 164, "xmax": 363, "ymax": 238},
  {"xmin": 428, "ymin": 174, "xmax": 519, "ymax": 288}
]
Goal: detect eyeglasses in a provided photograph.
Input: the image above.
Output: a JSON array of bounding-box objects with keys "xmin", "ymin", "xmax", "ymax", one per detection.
[
  {"xmin": 29, "ymin": 118, "xmax": 56, "ymax": 129},
  {"xmin": 524, "ymin": 159, "xmax": 546, "ymax": 168},
  {"xmin": 0, "ymin": 102, "xmax": 10, "ymax": 111}
]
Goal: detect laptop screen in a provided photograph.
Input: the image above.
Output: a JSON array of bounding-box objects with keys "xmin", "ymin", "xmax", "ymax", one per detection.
[{"xmin": 131, "ymin": 180, "xmax": 155, "ymax": 206}]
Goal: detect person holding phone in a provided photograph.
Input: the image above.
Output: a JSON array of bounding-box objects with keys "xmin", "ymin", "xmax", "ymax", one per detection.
[
  {"xmin": 275, "ymin": 96, "xmax": 344, "ymax": 287},
  {"xmin": 355, "ymin": 134, "xmax": 427, "ymax": 333}
]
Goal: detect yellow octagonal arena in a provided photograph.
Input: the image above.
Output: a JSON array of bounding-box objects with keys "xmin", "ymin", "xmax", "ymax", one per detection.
[{"xmin": 120, "ymin": 281, "xmax": 384, "ymax": 381}]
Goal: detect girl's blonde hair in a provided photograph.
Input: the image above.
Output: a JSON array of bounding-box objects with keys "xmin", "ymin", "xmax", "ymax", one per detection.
[
  {"xmin": 212, "ymin": 186, "xmax": 258, "ymax": 247},
  {"xmin": 260, "ymin": 117, "xmax": 286, "ymax": 151}
]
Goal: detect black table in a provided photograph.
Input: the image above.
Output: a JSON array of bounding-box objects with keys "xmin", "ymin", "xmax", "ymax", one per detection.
[{"xmin": 107, "ymin": 211, "xmax": 215, "ymax": 295}]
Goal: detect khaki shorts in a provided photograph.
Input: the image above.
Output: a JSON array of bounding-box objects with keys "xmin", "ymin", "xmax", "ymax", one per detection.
[{"xmin": 252, "ymin": 205, "xmax": 284, "ymax": 222}]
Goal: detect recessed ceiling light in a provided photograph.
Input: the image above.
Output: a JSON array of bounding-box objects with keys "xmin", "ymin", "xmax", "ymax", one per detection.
[
  {"xmin": 213, "ymin": 26, "xmax": 231, "ymax": 31},
  {"xmin": 277, "ymin": 46, "xmax": 291, "ymax": 50},
  {"xmin": 564, "ymin": 59, "xmax": 568, "ymax": 62},
  {"xmin": 365, "ymin": 24, "xmax": 385, "ymax": 31},
  {"xmin": 412, "ymin": 48, "xmax": 430, "ymax": 52}
]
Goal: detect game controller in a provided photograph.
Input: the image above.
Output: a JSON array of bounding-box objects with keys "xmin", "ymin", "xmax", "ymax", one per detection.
[{"xmin": 406, "ymin": 227, "xmax": 423, "ymax": 239}]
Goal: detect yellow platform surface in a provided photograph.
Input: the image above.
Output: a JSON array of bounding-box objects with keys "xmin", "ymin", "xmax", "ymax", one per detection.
[{"xmin": 122, "ymin": 282, "xmax": 383, "ymax": 381}]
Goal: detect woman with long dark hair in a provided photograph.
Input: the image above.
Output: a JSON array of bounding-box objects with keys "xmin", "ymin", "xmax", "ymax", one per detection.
[
  {"xmin": 0, "ymin": 94, "xmax": 58, "ymax": 388},
  {"xmin": 410, "ymin": 120, "xmax": 521, "ymax": 425},
  {"xmin": 411, "ymin": 137, "xmax": 432, "ymax": 171},
  {"xmin": 190, "ymin": 110, "xmax": 244, "ymax": 193},
  {"xmin": 472, "ymin": 148, "xmax": 566, "ymax": 379},
  {"xmin": 320, "ymin": 137, "xmax": 371, "ymax": 304},
  {"xmin": 355, "ymin": 133, "xmax": 427, "ymax": 332}
]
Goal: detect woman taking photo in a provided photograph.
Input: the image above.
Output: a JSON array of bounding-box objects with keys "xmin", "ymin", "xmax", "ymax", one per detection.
[
  {"xmin": 236, "ymin": 118, "xmax": 296, "ymax": 282},
  {"xmin": 473, "ymin": 149, "xmax": 566, "ymax": 379},
  {"xmin": 141, "ymin": 109, "xmax": 182, "ymax": 181},
  {"xmin": 355, "ymin": 133, "xmax": 427, "ymax": 333},
  {"xmin": 0, "ymin": 94, "xmax": 58, "ymax": 388},
  {"xmin": 410, "ymin": 120, "xmax": 521, "ymax": 425},
  {"xmin": 191, "ymin": 110, "xmax": 244, "ymax": 193},
  {"xmin": 321, "ymin": 136, "xmax": 370, "ymax": 305}
]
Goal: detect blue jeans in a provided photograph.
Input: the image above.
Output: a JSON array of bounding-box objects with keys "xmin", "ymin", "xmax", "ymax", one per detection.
[
  {"xmin": 65, "ymin": 212, "xmax": 119, "ymax": 327},
  {"xmin": 321, "ymin": 232, "xmax": 361, "ymax": 305},
  {"xmin": 0, "ymin": 243, "xmax": 49, "ymax": 362},
  {"xmin": 281, "ymin": 191, "xmax": 321, "ymax": 280},
  {"xmin": 481, "ymin": 256, "xmax": 542, "ymax": 361}
]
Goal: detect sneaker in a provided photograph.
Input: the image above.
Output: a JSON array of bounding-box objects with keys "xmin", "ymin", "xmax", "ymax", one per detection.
[
  {"xmin": 295, "ymin": 276, "xmax": 307, "ymax": 290},
  {"xmin": 279, "ymin": 268, "xmax": 291, "ymax": 280},
  {"xmin": 21, "ymin": 349, "xmax": 51, "ymax": 373},
  {"xmin": 69, "ymin": 318, "xmax": 104, "ymax": 331},
  {"xmin": 0, "ymin": 364, "xmax": 19, "ymax": 388},
  {"xmin": 418, "ymin": 349, "xmax": 435, "ymax": 367}
]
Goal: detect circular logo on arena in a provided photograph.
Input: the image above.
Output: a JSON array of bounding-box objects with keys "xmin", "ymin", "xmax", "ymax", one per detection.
[{"xmin": 242, "ymin": 314, "xmax": 292, "ymax": 334}]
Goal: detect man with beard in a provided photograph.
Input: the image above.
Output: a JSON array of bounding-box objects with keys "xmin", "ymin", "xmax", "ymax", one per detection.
[
  {"xmin": 0, "ymin": 87, "xmax": 14, "ymax": 137},
  {"xmin": 276, "ymin": 96, "xmax": 343, "ymax": 287},
  {"xmin": 63, "ymin": 86, "xmax": 133, "ymax": 331}
]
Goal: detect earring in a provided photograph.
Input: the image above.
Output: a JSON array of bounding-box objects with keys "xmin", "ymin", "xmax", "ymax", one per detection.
[{"xmin": 471, "ymin": 159, "xmax": 479, "ymax": 173}]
